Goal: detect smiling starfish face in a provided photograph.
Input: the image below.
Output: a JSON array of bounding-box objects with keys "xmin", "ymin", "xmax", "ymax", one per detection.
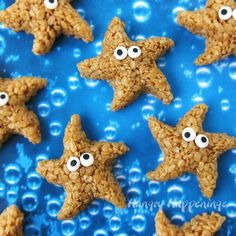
[
  {"xmin": 177, "ymin": 0, "xmax": 236, "ymax": 65},
  {"xmin": 0, "ymin": 77, "xmax": 46, "ymax": 147},
  {"xmin": 0, "ymin": 0, "xmax": 93, "ymax": 55},
  {"xmin": 78, "ymin": 17, "xmax": 174, "ymax": 111},
  {"xmin": 147, "ymin": 104, "xmax": 236, "ymax": 198},
  {"xmin": 37, "ymin": 115, "xmax": 129, "ymax": 219}
]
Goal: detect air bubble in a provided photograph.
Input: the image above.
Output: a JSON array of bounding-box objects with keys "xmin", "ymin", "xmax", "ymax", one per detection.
[
  {"xmin": 22, "ymin": 192, "xmax": 38, "ymax": 212},
  {"xmin": 51, "ymin": 89, "xmax": 67, "ymax": 107},
  {"xmin": 61, "ymin": 220, "xmax": 76, "ymax": 236},
  {"xmin": 27, "ymin": 172, "xmax": 42, "ymax": 190},
  {"xmin": 4, "ymin": 164, "xmax": 21, "ymax": 185},
  {"xmin": 133, "ymin": 1, "xmax": 151, "ymax": 23}
]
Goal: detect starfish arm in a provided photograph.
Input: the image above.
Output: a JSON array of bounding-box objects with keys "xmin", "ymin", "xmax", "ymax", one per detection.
[
  {"xmin": 57, "ymin": 5, "xmax": 93, "ymax": 43},
  {"xmin": 195, "ymin": 38, "xmax": 233, "ymax": 65},
  {"xmin": 182, "ymin": 212, "xmax": 225, "ymax": 234},
  {"xmin": 8, "ymin": 106, "xmax": 41, "ymax": 144},
  {"xmin": 110, "ymin": 79, "xmax": 142, "ymax": 111},
  {"xmin": 36, "ymin": 159, "xmax": 63, "ymax": 185},
  {"xmin": 142, "ymin": 66, "xmax": 173, "ymax": 104},
  {"xmin": 137, "ymin": 37, "xmax": 174, "ymax": 60},
  {"xmin": 177, "ymin": 104, "xmax": 208, "ymax": 132},
  {"xmin": 0, "ymin": 205, "xmax": 24, "ymax": 236},
  {"xmin": 0, "ymin": 127, "xmax": 11, "ymax": 147},
  {"xmin": 8, "ymin": 77, "xmax": 47, "ymax": 104},
  {"xmin": 91, "ymin": 141, "xmax": 129, "ymax": 163},
  {"xmin": 196, "ymin": 162, "xmax": 218, "ymax": 198},
  {"xmin": 92, "ymin": 171, "xmax": 126, "ymax": 208},
  {"xmin": 58, "ymin": 188, "xmax": 92, "ymax": 220},
  {"xmin": 78, "ymin": 56, "xmax": 111, "ymax": 80},
  {"xmin": 155, "ymin": 211, "xmax": 183, "ymax": 235},
  {"xmin": 63, "ymin": 115, "xmax": 90, "ymax": 152}
]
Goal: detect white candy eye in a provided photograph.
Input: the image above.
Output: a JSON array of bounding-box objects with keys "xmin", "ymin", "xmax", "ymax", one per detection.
[
  {"xmin": 0, "ymin": 92, "xmax": 9, "ymax": 106},
  {"xmin": 114, "ymin": 46, "xmax": 128, "ymax": 60},
  {"xmin": 128, "ymin": 46, "xmax": 142, "ymax": 59},
  {"xmin": 44, "ymin": 0, "xmax": 58, "ymax": 10},
  {"xmin": 182, "ymin": 127, "xmax": 196, "ymax": 142},
  {"xmin": 195, "ymin": 134, "xmax": 209, "ymax": 149},
  {"xmin": 233, "ymin": 9, "xmax": 236, "ymax": 20},
  {"xmin": 218, "ymin": 6, "xmax": 232, "ymax": 20},
  {"xmin": 80, "ymin": 153, "xmax": 94, "ymax": 167},
  {"xmin": 67, "ymin": 156, "xmax": 80, "ymax": 172}
]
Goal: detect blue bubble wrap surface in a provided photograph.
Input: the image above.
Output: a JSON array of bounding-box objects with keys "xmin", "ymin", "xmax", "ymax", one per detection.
[{"xmin": 0, "ymin": 0, "xmax": 236, "ymax": 235}]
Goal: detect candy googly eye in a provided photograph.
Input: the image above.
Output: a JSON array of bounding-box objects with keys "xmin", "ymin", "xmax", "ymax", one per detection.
[
  {"xmin": 218, "ymin": 6, "xmax": 232, "ymax": 20},
  {"xmin": 67, "ymin": 156, "xmax": 80, "ymax": 172},
  {"xmin": 128, "ymin": 46, "xmax": 142, "ymax": 59},
  {"xmin": 182, "ymin": 127, "xmax": 196, "ymax": 142},
  {"xmin": 195, "ymin": 134, "xmax": 209, "ymax": 149},
  {"xmin": 0, "ymin": 92, "xmax": 9, "ymax": 107},
  {"xmin": 44, "ymin": 0, "xmax": 58, "ymax": 10},
  {"xmin": 80, "ymin": 153, "xmax": 94, "ymax": 167},
  {"xmin": 233, "ymin": 8, "xmax": 236, "ymax": 20},
  {"xmin": 114, "ymin": 46, "xmax": 128, "ymax": 60}
]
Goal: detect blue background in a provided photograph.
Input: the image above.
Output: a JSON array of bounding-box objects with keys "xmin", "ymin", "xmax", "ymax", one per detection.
[{"xmin": 0, "ymin": 0, "xmax": 236, "ymax": 235}]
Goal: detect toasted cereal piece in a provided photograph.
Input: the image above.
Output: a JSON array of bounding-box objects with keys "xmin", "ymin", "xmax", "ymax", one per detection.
[
  {"xmin": 0, "ymin": 0, "xmax": 93, "ymax": 55},
  {"xmin": 0, "ymin": 205, "xmax": 24, "ymax": 236},
  {"xmin": 37, "ymin": 115, "xmax": 129, "ymax": 220},
  {"xmin": 177, "ymin": 0, "xmax": 236, "ymax": 65},
  {"xmin": 146, "ymin": 103, "xmax": 236, "ymax": 198},
  {"xmin": 78, "ymin": 17, "xmax": 174, "ymax": 111},
  {"xmin": 155, "ymin": 211, "xmax": 225, "ymax": 236},
  {"xmin": 0, "ymin": 77, "xmax": 47, "ymax": 147}
]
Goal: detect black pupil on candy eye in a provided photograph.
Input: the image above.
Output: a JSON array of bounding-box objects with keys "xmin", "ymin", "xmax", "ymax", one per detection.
[
  {"xmin": 133, "ymin": 48, "xmax": 138, "ymax": 53},
  {"xmin": 184, "ymin": 132, "xmax": 191, "ymax": 138},
  {"xmin": 71, "ymin": 160, "xmax": 77, "ymax": 167},
  {"xmin": 221, "ymin": 9, "xmax": 227, "ymax": 15},
  {"xmin": 83, "ymin": 154, "xmax": 90, "ymax": 160},
  {"xmin": 0, "ymin": 94, "xmax": 5, "ymax": 99},
  {"xmin": 201, "ymin": 137, "xmax": 207, "ymax": 143},
  {"xmin": 49, "ymin": 0, "xmax": 54, "ymax": 3},
  {"xmin": 117, "ymin": 49, "xmax": 123, "ymax": 56}
]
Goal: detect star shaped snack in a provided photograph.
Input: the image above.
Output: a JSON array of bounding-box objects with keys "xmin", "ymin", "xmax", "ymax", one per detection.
[
  {"xmin": 0, "ymin": 0, "xmax": 93, "ymax": 55},
  {"xmin": 155, "ymin": 211, "xmax": 225, "ymax": 235},
  {"xmin": 0, "ymin": 205, "xmax": 24, "ymax": 236},
  {"xmin": 147, "ymin": 104, "xmax": 236, "ymax": 198},
  {"xmin": 37, "ymin": 115, "xmax": 129, "ymax": 219},
  {"xmin": 78, "ymin": 17, "xmax": 174, "ymax": 111},
  {"xmin": 177, "ymin": 0, "xmax": 236, "ymax": 65},
  {"xmin": 0, "ymin": 77, "xmax": 47, "ymax": 146}
]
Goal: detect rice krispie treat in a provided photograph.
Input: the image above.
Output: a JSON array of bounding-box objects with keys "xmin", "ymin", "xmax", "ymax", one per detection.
[
  {"xmin": 78, "ymin": 17, "xmax": 174, "ymax": 111},
  {"xmin": 0, "ymin": 0, "xmax": 93, "ymax": 55},
  {"xmin": 156, "ymin": 211, "xmax": 225, "ymax": 236},
  {"xmin": 37, "ymin": 115, "xmax": 129, "ymax": 219},
  {"xmin": 0, "ymin": 77, "xmax": 47, "ymax": 146},
  {"xmin": 177, "ymin": 0, "xmax": 236, "ymax": 65},
  {"xmin": 0, "ymin": 205, "xmax": 24, "ymax": 236},
  {"xmin": 147, "ymin": 104, "xmax": 236, "ymax": 198}
]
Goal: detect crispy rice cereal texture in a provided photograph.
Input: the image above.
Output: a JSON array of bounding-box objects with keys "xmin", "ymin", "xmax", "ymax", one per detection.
[
  {"xmin": 0, "ymin": 77, "xmax": 47, "ymax": 147},
  {"xmin": 0, "ymin": 0, "xmax": 93, "ymax": 55},
  {"xmin": 0, "ymin": 205, "xmax": 24, "ymax": 236},
  {"xmin": 147, "ymin": 103, "xmax": 236, "ymax": 198},
  {"xmin": 78, "ymin": 17, "xmax": 174, "ymax": 111},
  {"xmin": 37, "ymin": 115, "xmax": 129, "ymax": 220},
  {"xmin": 155, "ymin": 211, "xmax": 225, "ymax": 236},
  {"xmin": 177, "ymin": 0, "xmax": 236, "ymax": 65}
]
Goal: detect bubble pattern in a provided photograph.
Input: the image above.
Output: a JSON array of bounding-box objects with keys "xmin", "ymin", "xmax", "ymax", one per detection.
[{"xmin": 0, "ymin": 0, "xmax": 235, "ymax": 235}]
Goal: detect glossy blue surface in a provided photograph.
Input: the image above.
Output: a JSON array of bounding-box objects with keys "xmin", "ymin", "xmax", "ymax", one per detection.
[{"xmin": 0, "ymin": 0, "xmax": 236, "ymax": 235}]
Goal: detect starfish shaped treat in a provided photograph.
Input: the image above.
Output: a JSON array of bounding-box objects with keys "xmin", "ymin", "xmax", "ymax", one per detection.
[
  {"xmin": 177, "ymin": 0, "xmax": 236, "ymax": 65},
  {"xmin": 37, "ymin": 115, "xmax": 129, "ymax": 219},
  {"xmin": 147, "ymin": 104, "xmax": 236, "ymax": 198},
  {"xmin": 155, "ymin": 211, "xmax": 225, "ymax": 235},
  {"xmin": 0, "ymin": 0, "xmax": 93, "ymax": 55},
  {"xmin": 0, "ymin": 205, "xmax": 24, "ymax": 236},
  {"xmin": 78, "ymin": 17, "xmax": 174, "ymax": 111},
  {"xmin": 0, "ymin": 77, "xmax": 47, "ymax": 147}
]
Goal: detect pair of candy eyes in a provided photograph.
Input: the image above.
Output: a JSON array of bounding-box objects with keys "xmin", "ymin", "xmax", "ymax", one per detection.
[
  {"xmin": 67, "ymin": 153, "xmax": 94, "ymax": 172},
  {"xmin": 218, "ymin": 6, "xmax": 236, "ymax": 20},
  {"xmin": 0, "ymin": 92, "xmax": 9, "ymax": 107},
  {"xmin": 44, "ymin": 0, "xmax": 58, "ymax": 10},
  {"xmin": 114, "ymin": 46, "xmax": 142, "ymax": 60},
  {"xmin": 182, "ymin": 127, "xmax": 209, "ymax": 148}
]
